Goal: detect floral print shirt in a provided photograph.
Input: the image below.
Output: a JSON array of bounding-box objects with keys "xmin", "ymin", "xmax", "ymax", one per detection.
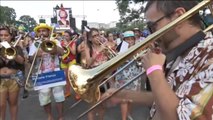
[
  {"xmin": 115, "ymin": 61, "xmax": 142, "ymax": 91},
  {"xmin": 150, "ymin": 32, "xmax": 213, "ymax": 120}
]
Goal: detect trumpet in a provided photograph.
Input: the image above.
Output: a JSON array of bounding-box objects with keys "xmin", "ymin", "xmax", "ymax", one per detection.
[{"xmin": 68, "ymin": 0, "xmax": 211, "ymax": 105}]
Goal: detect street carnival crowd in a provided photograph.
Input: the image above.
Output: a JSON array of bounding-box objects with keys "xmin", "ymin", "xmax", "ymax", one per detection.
[{"xmin": 0, "ymin": 1, "xmax": 213, "ymax": 120}]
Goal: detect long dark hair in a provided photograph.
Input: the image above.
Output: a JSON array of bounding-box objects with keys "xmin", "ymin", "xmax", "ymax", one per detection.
[
  {"xmin": 64, "ymin": 30, "xmax": 72, "ymax": 37},
  {"xmin": 0, "ymin": 25, "xmax": 17, "ymax": 42},
  {"xmin": 86, "ymin": 28, "xmax": 99, "ymax": 57}
]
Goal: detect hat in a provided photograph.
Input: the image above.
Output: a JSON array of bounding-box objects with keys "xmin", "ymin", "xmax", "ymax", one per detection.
[
  {"xmin": 133, "ymin": 28, "xmax": 141, "ymax": 32},
  {"xmin": 123, "ymin": 31, "xmax": 135, "ymax": 38},
  {"xmin": 142, "ymin": 29, "xmax": 150, "ymax": 37},
  {"xmin": 34, "ymin": 23, "xmax": 52, "ymax": 33}
]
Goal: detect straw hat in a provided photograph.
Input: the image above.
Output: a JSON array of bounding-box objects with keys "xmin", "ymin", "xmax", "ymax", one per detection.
[{"xmin": 34, "ymin": 23, "xmax": 52, "ymax": 33}]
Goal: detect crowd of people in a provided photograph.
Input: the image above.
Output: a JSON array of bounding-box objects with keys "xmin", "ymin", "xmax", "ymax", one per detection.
[{"xmin": 0, "ymin": 1, "xmax": 213, "ymax": 120}]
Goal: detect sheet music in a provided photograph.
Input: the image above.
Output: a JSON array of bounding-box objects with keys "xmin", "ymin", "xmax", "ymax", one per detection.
[
  {"xmin": 118, "ymin": 41, "xmax": 129, "ymax": 54},
  {"xmin": 1, "ymin": 41, "xmax": 11, "ymax": 48}
]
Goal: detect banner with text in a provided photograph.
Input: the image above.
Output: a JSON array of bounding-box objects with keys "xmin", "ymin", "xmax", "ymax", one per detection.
[{"xmin": 32, "ymin": 70, "xmax": 66, "ymax": 90}]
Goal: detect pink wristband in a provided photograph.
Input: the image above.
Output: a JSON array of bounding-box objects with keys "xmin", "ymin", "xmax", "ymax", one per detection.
[{"xmin": 146, "ymin": 65, "xmax": 162, "ymax": 75}]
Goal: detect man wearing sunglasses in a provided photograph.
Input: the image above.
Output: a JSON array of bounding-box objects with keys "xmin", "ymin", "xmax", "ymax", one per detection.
[{"xmin": 102, "ymin": 1, "xmax": 213, "ymax": 120}]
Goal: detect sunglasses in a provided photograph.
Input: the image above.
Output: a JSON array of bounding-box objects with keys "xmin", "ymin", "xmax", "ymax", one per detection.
[{"xmin": 147, "ymin": 12, "xmax": 174, "ymax": 33}]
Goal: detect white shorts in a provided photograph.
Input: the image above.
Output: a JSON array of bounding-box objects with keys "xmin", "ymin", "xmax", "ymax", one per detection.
[{"xmin": 38, "ymin": 86, "xmax": 65, "ymax": 106}]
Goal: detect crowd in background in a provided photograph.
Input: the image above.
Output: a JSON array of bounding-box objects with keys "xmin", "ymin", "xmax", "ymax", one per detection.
[
  {"xmin": 0, "ymin": 23, "xmax": 150, "ymax": 120},
  {"xmin": 1, "ymin": 1, "xmax": 213, "ymax": 120}
]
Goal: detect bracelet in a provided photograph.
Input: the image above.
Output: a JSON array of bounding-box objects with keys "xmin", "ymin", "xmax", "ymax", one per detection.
[{"xmin": 146, "ymin": 65, "xmax": 162, "ymax": 75}]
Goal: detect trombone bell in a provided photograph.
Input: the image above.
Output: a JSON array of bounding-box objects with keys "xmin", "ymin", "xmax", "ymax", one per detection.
[
  {"xmin": 1, "ymin": 47, "xmax": 17, "ymax": 60},
  {"xmin": 41, "ymin": 41, "xmax": 57, "ymax": 53},
  {"xmin": 68, "ymin": 65, "xmax": 101, "ymax": 103}
]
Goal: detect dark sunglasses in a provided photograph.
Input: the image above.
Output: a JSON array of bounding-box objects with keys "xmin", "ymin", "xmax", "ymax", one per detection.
[{"xmin": 147, "ymin": 12, "xmax": 174, "ymax": 33}]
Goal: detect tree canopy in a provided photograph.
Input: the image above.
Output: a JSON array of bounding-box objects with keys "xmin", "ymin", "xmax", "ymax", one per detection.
[
  {"xmin": 19, "ymin": 15, "xmax": 37, "ymax": 31},
  {"xmin": 115, "ymin": 0, "xmax": 146, "ymax": 31},
  {"xmin": 0, "ymin": 5, "xmax": 17, "ymax": 25}
]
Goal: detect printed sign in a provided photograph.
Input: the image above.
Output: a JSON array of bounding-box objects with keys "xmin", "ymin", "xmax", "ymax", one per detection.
[
  {"xmin": 56, "ymin": 9, "xmax": 70, "ymax": 29},
  {"xmin": 32, "ymin": 70, "xmax": 66, "ymax": 90}
]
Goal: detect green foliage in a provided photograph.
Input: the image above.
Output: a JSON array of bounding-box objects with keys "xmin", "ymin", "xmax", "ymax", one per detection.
[
  {"xmin": 19, "ymin": 15, "xmax": 37, "ymax": 31},
  {"xmin": 0, "ymin": 5, "xmax": 17, "ymax": 25},
  {"xmin": 115, "ymin": 0, "xmax": 146, "ymax": 32}
]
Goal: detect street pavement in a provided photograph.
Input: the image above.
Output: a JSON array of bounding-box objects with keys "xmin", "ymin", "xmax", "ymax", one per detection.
[{"xmin": 6, "ymin": 88, "xmax": 150, "ymax": 120}]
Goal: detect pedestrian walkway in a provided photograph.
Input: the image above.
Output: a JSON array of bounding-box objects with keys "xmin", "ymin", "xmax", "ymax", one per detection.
[{"xmin": 6, "ymin": 88, "xmax": 150, "ymax": 120}]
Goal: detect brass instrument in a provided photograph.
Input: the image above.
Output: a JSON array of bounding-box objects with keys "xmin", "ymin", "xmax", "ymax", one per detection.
[
  {"xmin": 25, "ymin": 36, "xmax": 57, "ymax": 90},
  {"xmin": 204, "ymin": 24, "xmax": 213, "ymax": 32},
  {"xmin": 68, "ymin": 0, "xmax": 211, "ymax": 105},
  {"xmin": 24, "ymin": 42, "xmax": 42, "ymax": 91},
  {"xmin": 0, "ymin": 34, "xmax": 23, "ymax": 60},
  {"xmin": 63, "ymin": 35, "xmax": 78, "ymax": 54},
  {"xmin": 69, "ymin": 1, "xmax": 212, "ymax": 119},
  {"xmin": 40, "ymin": 40, "xmax": 57, "ymax": 53},
  {"xmin": 97, "ymin": 38, "xmax": 117, "ymax": 59}
]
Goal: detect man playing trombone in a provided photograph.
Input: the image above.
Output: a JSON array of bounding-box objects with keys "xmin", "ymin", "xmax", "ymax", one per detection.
[
  {"xmin": 28, "ymin": 23, "xmax": 65, "ymax": 120},
  {"xmin": 102, "ymin": 1, "xmax": 213, "ymax": 120}
]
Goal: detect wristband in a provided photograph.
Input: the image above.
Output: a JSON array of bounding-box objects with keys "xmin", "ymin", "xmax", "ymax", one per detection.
[{"xmin": 146, "ymin": 65, "xmax": 162, "ymax": 75}]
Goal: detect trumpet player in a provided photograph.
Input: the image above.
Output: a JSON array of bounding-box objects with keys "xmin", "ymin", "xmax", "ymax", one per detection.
[
  {"xmin": 29, "ymin": 23, "xmax": 65, "ymax": 120},
  {"xmin": 102, "ymin": 1, "xmax": 213, "ymax": 120},
  {"xmin": 0, "ymin": 25, "xmax": 25, "ymax": 120}
]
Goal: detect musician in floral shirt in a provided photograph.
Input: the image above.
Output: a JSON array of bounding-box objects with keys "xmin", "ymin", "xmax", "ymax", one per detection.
[{"xmin": 102, "ymin": 1, "xmax": 213, "ymax": 120}]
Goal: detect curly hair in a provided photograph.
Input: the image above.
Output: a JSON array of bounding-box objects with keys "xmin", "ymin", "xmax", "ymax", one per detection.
[{"xmin": 0, "ymin": 25, "xmax": 17, "ymax": 42}]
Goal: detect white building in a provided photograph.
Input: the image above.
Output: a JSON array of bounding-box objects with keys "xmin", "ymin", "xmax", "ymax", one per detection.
[{"xmin": 87, "ymin": 21, "xmax": 117, "ymax": 29}]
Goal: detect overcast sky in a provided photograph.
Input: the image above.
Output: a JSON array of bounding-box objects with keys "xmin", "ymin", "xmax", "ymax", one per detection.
[{"xmin": 1, "ymin": 1, "xmax": 120, "ymax": 29}]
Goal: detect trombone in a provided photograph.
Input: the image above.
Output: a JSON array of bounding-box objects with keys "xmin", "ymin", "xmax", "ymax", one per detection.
[
  {"xmin": 63, "ymin": 35, "xmax": 78, "ymax": 54},
  {"xmin": 97, "ymin": 38, "xmax": 117, "ymax": 59},
  {"xmin": 67, "ymin": 0, "xmax": 211, "ymax": 119},
  {"xmin": 24, "ymin": 36, "xmax": 57, "ymax": 90},
  {"xmin": 0, "ymin": 34, "xmax": 23, "ymax": 60},
  {"xmin": 61, "ymin": 35, "xmax": 78, "ymax": 64},
  {"xmin": 75, "ymin": 17, "xmax": 213, "ymax": 119},
  {"xmin": 204, "ymin": 24, "xmax": 213, "ymax": 32}
]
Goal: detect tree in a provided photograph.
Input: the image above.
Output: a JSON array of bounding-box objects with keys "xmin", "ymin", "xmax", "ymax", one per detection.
[
  {"xmin": 115, "ymin": 0, "xmax": 146, "ymax": 31},
  {"xmin": 19, "ymin": 15, "xmax": 37, "ymax": 31},
  {"xmin": 0, "ymin": 5, "xmax": 17, "ymax": 25}
]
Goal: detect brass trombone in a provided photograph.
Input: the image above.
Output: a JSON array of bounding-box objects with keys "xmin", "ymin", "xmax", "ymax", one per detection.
[
  {"xmin": 67, "ymin": 0, "xmax": 211, "ymax": 119},
  {"xmin": 68, "ymin": 0, "xmax": 211, "ymax": 105},
  {"xmin": 74, "ymin": 19, "xmax": 213, "ymax": 119},
  {"xmin": 24, "ymin": 37, "xmax": 57, "ymax": 90},
  {"xmin": 97, "ymin": 38, "xmax": 117, "ymax": 59},
  {"xmin": 63, "ymin": 35, "xmax": 78, "ymax": 54},
  {"xmin": 204, "ymin": 24, "xmax": 213, "ymax": 32},
  {"xmin": 0, "ymin": 34, "xmax": 23, "ymax": 60}
]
